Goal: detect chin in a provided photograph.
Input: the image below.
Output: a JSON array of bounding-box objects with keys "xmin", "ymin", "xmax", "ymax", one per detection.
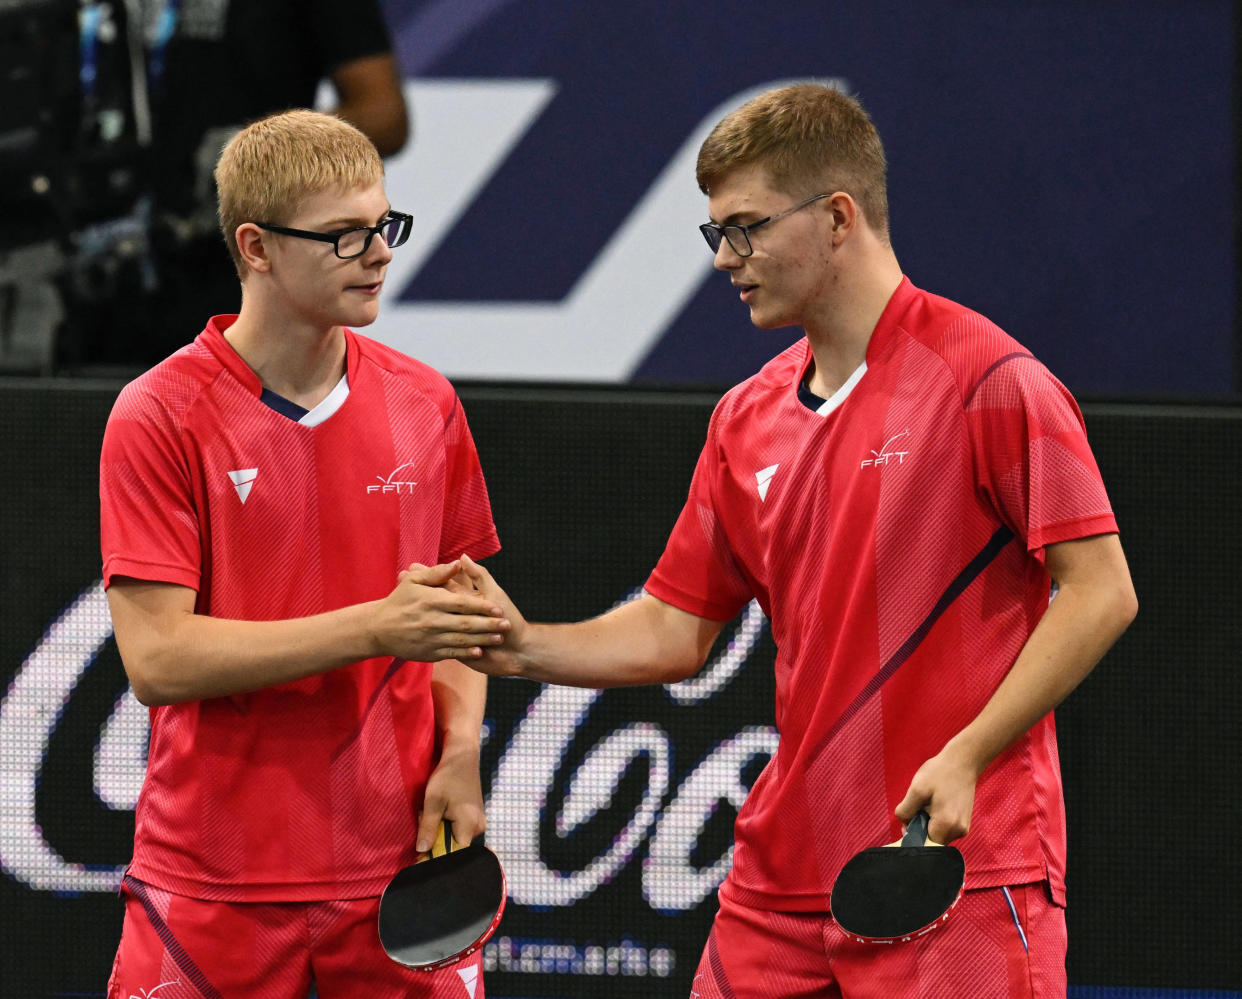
[
  {"xmin": 749, "ymin": 311, "xmax": 796, "ymax": 332},
  {"xmin": 341, "ymin": 304, "xmax": 381, "ymax": 329}
]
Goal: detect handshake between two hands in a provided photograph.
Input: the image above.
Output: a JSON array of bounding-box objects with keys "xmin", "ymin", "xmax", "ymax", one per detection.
[{"xmin": 383, "ymin": 554, "xmax": 523, "ymax": 670}]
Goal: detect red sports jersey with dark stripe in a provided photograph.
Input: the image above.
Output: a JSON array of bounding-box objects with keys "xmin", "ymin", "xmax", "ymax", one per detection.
[
  {"xmin": 100, "ymin": 317, "xmax": 500, "ymax": 902},
  {"xmin": 645, "ymin": 278, "xmax": 1117, "ymax": 912}
]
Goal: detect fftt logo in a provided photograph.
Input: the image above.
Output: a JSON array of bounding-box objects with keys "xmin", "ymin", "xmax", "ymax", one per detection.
[
  {"xmin": 130, "ymin": 981, "xmax": 180, "ymax": 999},
  {"xmin": 860, "ymin": 430, "xmax": 911, "ymax": 469},
  {"xmin": 367, "ymin": 462, "xmax": 419, "ymax": 495}
]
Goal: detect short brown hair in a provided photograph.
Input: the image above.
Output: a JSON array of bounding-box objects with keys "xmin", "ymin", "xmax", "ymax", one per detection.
[
  {"xmin": 214, "ymin": 109, "xmax": 385, "ymax": 275},
  {"xmin": 696, "ymin": 82, "xmax": 889, "ymax": 237}
]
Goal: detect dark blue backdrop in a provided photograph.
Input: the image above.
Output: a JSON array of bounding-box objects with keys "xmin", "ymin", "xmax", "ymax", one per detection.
[{"xmin": 375, "ymin": 0, "xmax": 1235, "ymax": 398}]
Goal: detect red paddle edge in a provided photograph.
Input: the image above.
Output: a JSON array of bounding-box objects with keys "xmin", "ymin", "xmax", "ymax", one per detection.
[
  {"xmin": 830, "ymin": 811, "xmax": 966, "ymax": 945},
  {"xmin": 379, "ymin": 844, "xmax": 508, "ymax": 971},
  {"xmin": 835, "ymin": 874, "xmax": 963, "ymax": 945}
]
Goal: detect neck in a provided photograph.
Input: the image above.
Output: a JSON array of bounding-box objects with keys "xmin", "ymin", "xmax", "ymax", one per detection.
[
  {"xmin": 802, "ymin": 245, "xmax": 903, "ymax": 399},
  {"xmin": 225, "ymin": 293, "xmax": 348, "ymax": 409}
]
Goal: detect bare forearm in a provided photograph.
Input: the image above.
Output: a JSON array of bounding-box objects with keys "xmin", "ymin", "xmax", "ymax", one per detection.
[
  {"xmin": 897, "ymin": 534, "xmax": 1136, "ymax": 842},
  {"xmin": 110, "ymin": 565, "xmax": 509, "ymax": 706},
  {"xmin": 457, "ymin": 559, "xmax": 725, "ymax": 688},
  {"xmin": 420, "ymin": 659, "xmax": 489, "ymax": 850},
  {"xmin": 335, "ymin": 98, "xmax": 408, "ymax": 156},
  {"xmin": 432, "ymin": 658, "xmax": 487, "ymax": 751},
  {"xmin": 945, "ymin": 557, "xmax": 1137, "ymax": 776},
  {"xmin": 114, "ymin": 599, "xmax": 384, "ymax": 705},
  {"xmin": 119, "ymin": 609, "xmax": 371, "ymax": 704},
  {"xmin": 502, "ymin": 597, "xmax": 721, "ymax": 688},
  {"xmin": 330, "ymin": 54, "xmax": 409, "ymax": 156}
]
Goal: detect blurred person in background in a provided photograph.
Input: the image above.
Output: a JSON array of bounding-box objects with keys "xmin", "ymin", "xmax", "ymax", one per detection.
[{"xmin": 60, "ymin": 0, "xmax": 409, "ymax": 369}]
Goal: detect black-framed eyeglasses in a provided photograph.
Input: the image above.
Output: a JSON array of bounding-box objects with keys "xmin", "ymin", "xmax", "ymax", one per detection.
[
  {"xmin": 256, "ymin": 210, "xmax": 413, "ymax": 259},
  {"xmin": 699, "ymin": 193, "xmax": 831, "ymax": 257}
]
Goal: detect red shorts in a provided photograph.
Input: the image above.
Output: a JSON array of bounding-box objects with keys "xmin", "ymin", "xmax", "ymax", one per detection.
[
  {"xmin": 107, "ymin": 875, "xmax": 485, "ymax": 999},
  {"xmin": 689, "ymin": 882, "xmax": 1066, "ymax": 999}
]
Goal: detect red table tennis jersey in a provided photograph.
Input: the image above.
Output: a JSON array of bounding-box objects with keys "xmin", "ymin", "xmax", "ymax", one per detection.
[
  {"xmin": 646, "ymin": 278, "xmax": 1117, "ymax": 911},
  {"xmin": 100, "ymin": 317, "xmax": 499, "ymax": 901}
]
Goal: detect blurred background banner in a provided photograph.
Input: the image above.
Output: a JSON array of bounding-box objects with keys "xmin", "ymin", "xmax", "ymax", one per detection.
[
  {"xmin": 365, "ymin": 0, "xmax": 1235, "ymax": 394},
  {"xmin": 0, "ymin": 0, "xmax": 1235, "ymax": 396},
  {"xmin": 1, "ymin": 382, "xmax": 1240, "ymax": 997}
]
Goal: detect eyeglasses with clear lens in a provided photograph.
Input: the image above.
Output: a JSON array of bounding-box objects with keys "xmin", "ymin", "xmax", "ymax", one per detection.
[
  {"xmin": 699, "ymin": 193, "xmax": 830, "ymax": 257},
  {"xmin": 256, "ymin": 211, "xmax": 413, "ymax": 259}
]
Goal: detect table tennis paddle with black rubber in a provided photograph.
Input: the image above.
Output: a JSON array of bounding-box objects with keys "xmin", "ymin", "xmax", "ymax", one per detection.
[
  {"xmin": 830, "ymin": 810, "xmax": 965, "ymax": 943},
  {"xmin": 378, "ymin": 820, "xmax": 507, "ymax": 970}
]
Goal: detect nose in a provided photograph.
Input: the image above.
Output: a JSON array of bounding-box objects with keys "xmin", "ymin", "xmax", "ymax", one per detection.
[
  {"xmin": 713, "ymin": 239, "xmax": 744, "ymax": 271},
  {"xmin": 367, "ymin": 231, "xmax": 395, "ymax": 265}
]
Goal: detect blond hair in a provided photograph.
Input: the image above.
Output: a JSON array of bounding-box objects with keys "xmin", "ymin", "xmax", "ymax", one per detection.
[
  {"xmin": 214, "ymin": 109, "xmax": 385, "ymax": 275},
  {"xmin": 696, "ymin": 83, "xmax": 889, "ymax": 237}
]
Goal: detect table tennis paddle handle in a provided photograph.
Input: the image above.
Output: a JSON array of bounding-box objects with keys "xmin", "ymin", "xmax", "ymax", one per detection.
[
  {"xmin": 422, "ymin": 819, "xmax": 457, "ymax": 861},
  {"xmin": 902, "ymin": 810, "xmax": 931, "ymax": 847}
]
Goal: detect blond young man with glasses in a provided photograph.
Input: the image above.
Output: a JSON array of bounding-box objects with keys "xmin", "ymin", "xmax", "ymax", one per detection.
[{"xmin": 100, "ymin": 110, "xmax": 510, "ymax": 998}]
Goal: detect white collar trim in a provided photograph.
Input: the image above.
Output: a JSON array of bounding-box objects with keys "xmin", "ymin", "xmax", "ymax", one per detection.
[
  {"xmin": 814, "ymin": 361, "xmax": 868, "ymax": 417},
  {"xmin": 299, "ymin": 374, "xmax": 350, "ymax": 427}
]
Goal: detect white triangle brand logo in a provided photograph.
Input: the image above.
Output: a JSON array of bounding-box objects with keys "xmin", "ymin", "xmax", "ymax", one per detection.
[
  {"xmin": 457, "ymin": 965, "xmax": 478, "ymax": 998},
  {"xmin": 755, "ymin": 464, "xmax": 778, "ymax": 501},
  {"xmin": 227, "ymin": 468, "xmax": 258, "ymax": 504}
]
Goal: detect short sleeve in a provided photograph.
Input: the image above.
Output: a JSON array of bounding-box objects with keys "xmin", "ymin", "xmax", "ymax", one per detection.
[
  {"xmin": 645, "ymin": 407, "xmax": 753, "ymax": 622},
  {"xmin": 966, "ymin": 355, "xmax": 1118, "ymax": 554},
  {"xmin": 436, "ymin": 396, "xmax": 500, "ymax": 563},
  {"xmin": 100, "ymin": 385, "xmax": 203, "ymax": 590}
]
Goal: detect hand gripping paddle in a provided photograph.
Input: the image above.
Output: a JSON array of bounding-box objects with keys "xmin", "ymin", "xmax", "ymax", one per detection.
[
  {"xmin": 378, "ymin": 821, "xmax": 507, "ymax": 970},
  {"xmin": 830, "ymin": 810, "xmax": 965, "ymax": 943}
]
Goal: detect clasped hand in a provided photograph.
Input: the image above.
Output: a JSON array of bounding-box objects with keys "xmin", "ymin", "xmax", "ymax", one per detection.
[{"xmin": 372, "ymin": 558, "xmax": 511, "ymax": 663}]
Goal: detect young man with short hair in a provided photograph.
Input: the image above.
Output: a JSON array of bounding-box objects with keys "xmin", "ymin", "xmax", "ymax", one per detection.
[
  {"xmin": 100, "ymin": 110, "xmax": 508, "ymax": 998},
  {"xmin": 459, "ymin": 83, "xmax": 1137, "ymax": 997}
]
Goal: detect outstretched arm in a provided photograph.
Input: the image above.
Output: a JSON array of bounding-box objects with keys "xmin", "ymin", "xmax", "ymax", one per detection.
[
  {"xmin": 108, "ymin": 560, "xmax": 510, "ymax": 706},
  {"xmin": 896, "ymin": 532, "xmax": 1137, "ymax": 844},
  {"xmin": 459, "ymin": 555, "xmax": 725, "ymax": 688}
]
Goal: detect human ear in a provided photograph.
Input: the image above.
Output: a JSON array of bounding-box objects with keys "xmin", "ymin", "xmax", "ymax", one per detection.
[
  {"xmin": 827, "ymin": 193, "xmax": 858, "ymax": 242},
  {"xmin": 235, "ymin": 223, "xmax": 272, "ymax": 274}
]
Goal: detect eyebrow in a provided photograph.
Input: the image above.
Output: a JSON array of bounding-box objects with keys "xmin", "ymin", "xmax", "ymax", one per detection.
[
  {"xmin": 315, "ymin": 207, "xmax": 394, "ymax": 229},
  {"xmin": 712, "ymin": 209, "xmax": 767, "ymax": 227}
]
